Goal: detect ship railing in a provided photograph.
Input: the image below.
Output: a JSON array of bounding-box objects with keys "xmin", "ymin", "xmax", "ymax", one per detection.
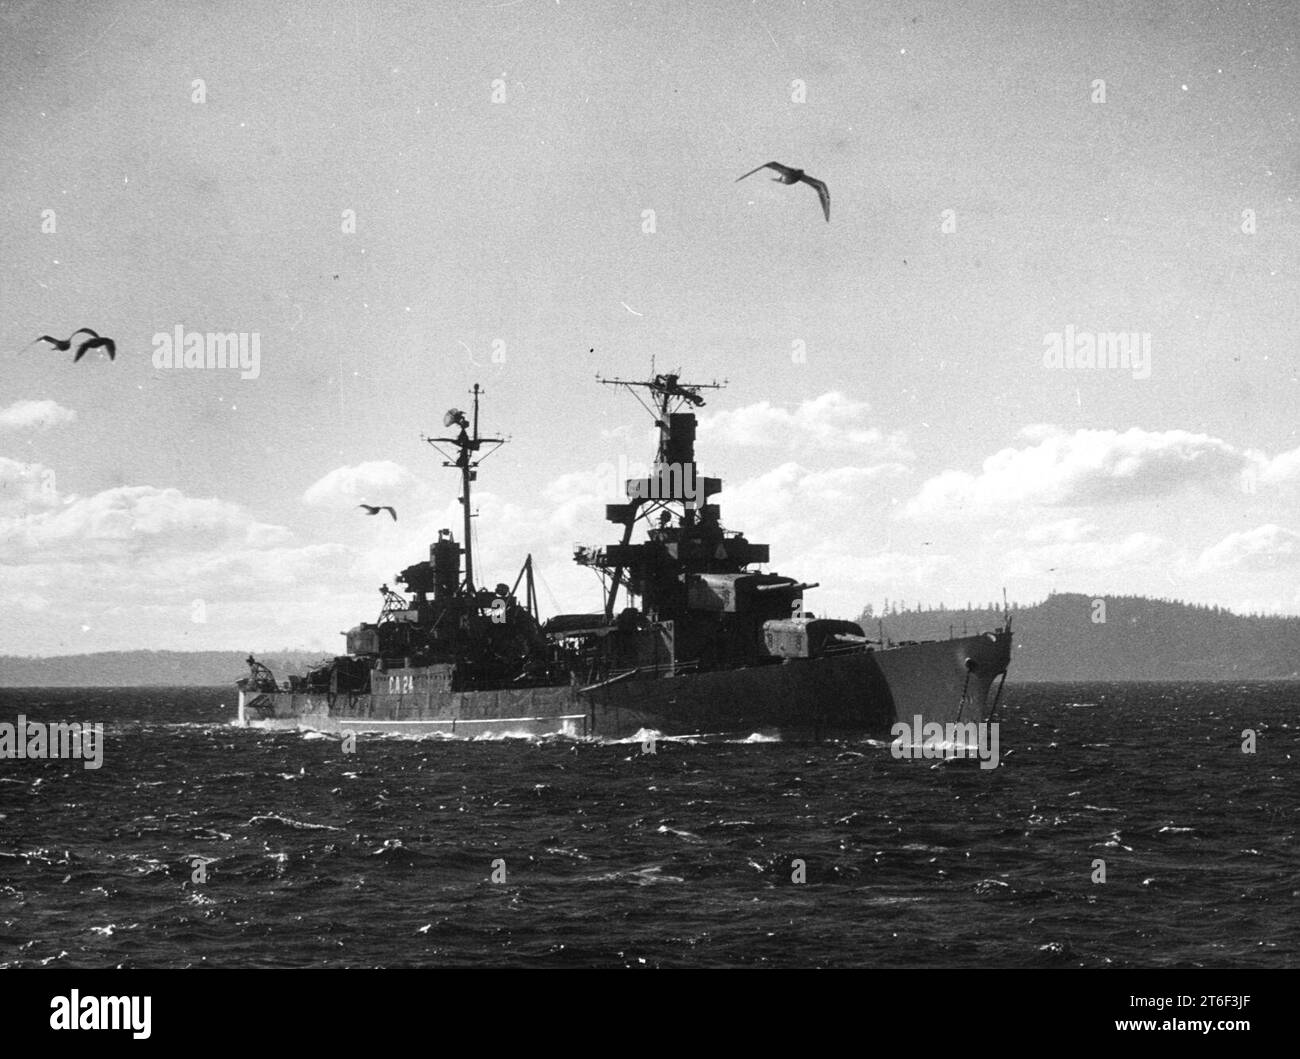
[
  {"xmin": 822, "ymin": 641, "xmax": 873, "ymax": 655},
  {"xmin": 577, "ymin": 657, "xmax": 698, "ymax": 692},
  {"xmin": 510, "ymin": 661, "xmax": 580, "ymax": 685},
  {"xmin": 831, "ymin": 634, "xmax": 883, "ymax": 650}
]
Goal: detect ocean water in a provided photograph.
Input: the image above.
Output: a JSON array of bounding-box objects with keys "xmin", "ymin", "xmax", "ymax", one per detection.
[{"xmin": 0, "ymin": 682, "xmax": 1295, "ymax": 968}]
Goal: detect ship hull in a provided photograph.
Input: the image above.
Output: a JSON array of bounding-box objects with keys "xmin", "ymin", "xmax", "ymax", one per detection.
[{"xmin": 237, "ymin": 631, "xmax": 1011, "ymax": 740}]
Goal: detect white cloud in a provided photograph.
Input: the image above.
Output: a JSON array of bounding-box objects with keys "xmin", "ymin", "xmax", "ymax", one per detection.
[
  {"xmin": 1256, "ymin": 445, "xmax": 1300, "ymax": 486},
  {"xmin": 907, "ymin": 427, "xmax": 1249, "ymax": 517},
  {"xmin": 0, "ymin": 399, "xmax": 77, "ymax": 431},
  {"xmin": 0, "ymin": 484, "xmax": 291, "ymax": 558},
  {"xmin": 724, "ymin": 461, "xmax": 905, "ymax": 533},
  {"xmin": 1198, "ymin": 524, "xmax": 1300, "ymax": 572},
  {"xmin": 0, "ymin": 456, "xmax": 60, "ymax": 516},
  {"xmin": 9, "ymin": 420, "xmax": 1299, "ymax": 652},
  {"xmin": 0, "ymin": 467, "xmax": 352, "ymax": 652},
  {"xmin": 699, "ymin": 392, "xmax": 911, "ymax": 458},
  {"xmin": 302, "ymin": 461, "xmax": 430, "ymax": 509}
]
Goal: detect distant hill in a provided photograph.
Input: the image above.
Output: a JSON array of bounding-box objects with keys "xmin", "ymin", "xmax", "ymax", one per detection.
[
  {"xmin": 857, "ymin": 593, "xmax": 1300, "ymax": 681},
  {"xmin": 4, "ymin": 594, "xmax": 1299, "ymax": 685},
  {"xmin": 0, "ymin": 651, "xmax": 323, "ymax": 688}
]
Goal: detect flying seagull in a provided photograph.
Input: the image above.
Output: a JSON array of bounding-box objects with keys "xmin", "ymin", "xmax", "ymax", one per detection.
[
  {"xmin": 72, "ymin": 334, "xmax": 116, "ymax": 362},
  {"xmin": 359, "ymin": 504, "xmax": 397, "ymax": 521},
  {"xmin": 736, "ymin": 162, "xmax": 830, "ymax": 222},
  {"xmin": 29, "ymin": 328, "xmax": 117, "ymax": 362}
]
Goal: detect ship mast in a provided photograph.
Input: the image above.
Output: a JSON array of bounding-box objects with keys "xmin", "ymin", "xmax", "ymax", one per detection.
[
  {"xmin": 423, "ymin": 383, "xmax": 504, "ymax": 593},
  {"xmin": 595, "ymin": 370, "xmax": 726, "ymax": 617}
]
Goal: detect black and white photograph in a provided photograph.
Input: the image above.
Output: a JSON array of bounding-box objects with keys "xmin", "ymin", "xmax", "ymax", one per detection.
[{"xmin": 0, "ymin": 0, "xmax": 1295, "ymax": 1038}]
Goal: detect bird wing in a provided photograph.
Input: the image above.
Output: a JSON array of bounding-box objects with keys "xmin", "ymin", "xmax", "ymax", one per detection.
[
  {"xmin": 383, "ymin": 507, "xmax": 397, "ymax": 521},
  {"xmin": 70, "ymin": 328, "xmax": 100, "ymax": 341},
  {"xmin": 73, "ymin": 337, "xmax": 115, "ymax": 362},
  {"xmin": 736, "ymin": 162, "xmax": 788, "ymax": 182},
  {"xmin": 359, "ymin": 504, "xmax": 376, "ymax": 514},
  {"xmin": 32, "ymin": 335, "xmax": 71, "ymax": 351},
  {"xmin": 800, "ymin": 175, "xmax": 830, "ymax": 221}
]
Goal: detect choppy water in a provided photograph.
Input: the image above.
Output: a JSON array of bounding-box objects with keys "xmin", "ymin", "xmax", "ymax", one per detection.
[{"xmin": 0, "ymin": 682, "xmax": 1296, "ymax": 968}]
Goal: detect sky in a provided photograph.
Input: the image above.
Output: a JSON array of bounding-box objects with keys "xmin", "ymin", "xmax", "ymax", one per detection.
[{"xmin": 1, "ymin": 0, "xmax": 1297, "ymax": 656}]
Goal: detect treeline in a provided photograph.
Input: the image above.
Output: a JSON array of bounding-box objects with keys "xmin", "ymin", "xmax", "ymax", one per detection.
[
  {"xmin": 857, "ymin": 592, "xmax": 1300, "ymax": 680},
  {"xmin": 861, "ymin": 596, "xmax": 1275, "ymax": 620},
  {"xmin": 0, "ymin": 651, "xmax": 324, "ymax": 688}
]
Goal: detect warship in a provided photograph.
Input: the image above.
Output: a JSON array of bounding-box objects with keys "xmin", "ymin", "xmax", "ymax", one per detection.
[{"xmin": 236, "ymin": 372, "xmax": 1012, "ymax": 739}]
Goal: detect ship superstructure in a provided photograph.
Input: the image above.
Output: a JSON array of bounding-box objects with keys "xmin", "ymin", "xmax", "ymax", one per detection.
[{"xmin": 237, "ymin": 372, "xmax": 1011, "ymax": 738}]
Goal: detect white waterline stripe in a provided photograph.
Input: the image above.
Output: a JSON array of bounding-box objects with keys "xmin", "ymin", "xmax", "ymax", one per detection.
[{"xmin": 337, "ymin": 715, "xmax": 587, "ymax": 725}]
